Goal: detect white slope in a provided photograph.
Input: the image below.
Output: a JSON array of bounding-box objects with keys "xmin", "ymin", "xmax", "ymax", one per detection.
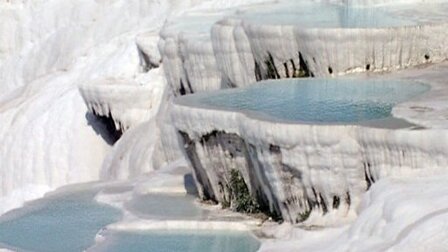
[
  {"xmin": 0, "ymin": 0, "xmax": 273, "ymax": 214},
  {"xmin": 0, "ymin": 70, "xmax": 111, "ymax": 214},
  {"xmin": 100, "ymin": 119, "xmax": 159, "ymax": 181},
  {"xmin": 259, "ymin": 175, "xmax": 448, "ymax": 252},
  {"xmin": 0, "ymin": 0, "xmax": 199, "ymax": 214}
]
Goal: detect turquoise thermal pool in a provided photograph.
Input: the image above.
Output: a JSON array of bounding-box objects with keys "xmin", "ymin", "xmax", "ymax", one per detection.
[
  {"xmin": 125, "ymin": 194, "xmax": 207, "ymax": 220},
  {"xmin": 177, "ymin": 79, "xmax": 428, "ymax": 124},
  {"xmin": 0, "ymin": 188, "xmax": 260, "ymax": 252},
  {"xmin": 0, "ymin": 188, "xmax": 122, "ymax": 252},
  {"xmin": 236, "ymin": 1, "xmax": 448, "ymax": 28},
  {"xmin": 91, "ymin": 230, "xmax": 260, "ymax": 252}
]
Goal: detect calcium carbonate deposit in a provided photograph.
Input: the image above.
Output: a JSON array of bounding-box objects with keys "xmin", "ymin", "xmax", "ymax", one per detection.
[{"xmin": 2, "ymin": 0, "xmax": 448, "ymax": 251}]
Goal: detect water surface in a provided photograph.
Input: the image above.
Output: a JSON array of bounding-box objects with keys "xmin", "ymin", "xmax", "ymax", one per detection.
[
  {"xmin": 92, "ymin": 230, "xmax": 260, "ymax": 252},
  {"xmin": 237, "ymin": 1, "xmax": 448, "ymax": 28},
  {"xmin": 0, "ymin": 188, "xmax": 122, "ymax": 252},
  {"xmin": 178, "ymin": 79, "xmax": 428, "ymax": 124},
  {"xmin": 125, "ymin": 194, "xmax": 207, "ymax": 220}
]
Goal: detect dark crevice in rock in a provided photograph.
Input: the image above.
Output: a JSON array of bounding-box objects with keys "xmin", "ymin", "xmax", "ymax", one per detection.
[
  {"xmin": 179, "ymin": 80, "xmax": 187, "ymax": 95},
  {"xmin": 200, "ymin": 130, "xmax": 219, "ymax": 145},
  {"xmin": 364, "ymin": 162, "xmax": 374, "ymax": 190},
  {"xmin": 247, "ymin": 144, "xmax": 283, "ymax": 221},
  {"xmin": 319, "ymin": 193, "xmax": 328, "ymax": 214},
  {"xmin": 254, "ymin": 61, "xmax": 263, "ymax": 81},
  {"xmin": 177, "ymin": 49, "xmax": 194, "ymax": 95},
  {"xmin": 186, "ymin": 79, "xmax": 194, "ymax": 94},
  {"xmin": 86, "ymin": 112, "xmax": 122, "ymax": 145},
  {"xmin": 179, "ymin": 131, "xmax": 217, "ymax": 202},
  {"xmin": 290, "ymin": 59, "xmax": 297, "ymax": 73},
  {"xmin": 256, "ymin": 53, "xmax": 314, "ymax": 81},
  {"xmin": 265, "ymin": 52, "xmax": 281, "ymax": 79},
  {"xmin": 284, "ymin": 62, "xmax": 290, "ymax": 78},
  {"xmin": 311, "ymin": 187, "xmax": 318, "ymax": 205},
  {"xmin": 298, "ymin": 52, "xmax": 313, "ymax": 77},
  {"xmin": 345, "ymin": 192, "xmax": 351, "ymax": 207},
  {"xmin": 269, "ymin": 144, "xmax": 281, "ymax": 153},
  {"xmin": 333, "ymin": 196, "xmax": 340, "ymax": 209}
]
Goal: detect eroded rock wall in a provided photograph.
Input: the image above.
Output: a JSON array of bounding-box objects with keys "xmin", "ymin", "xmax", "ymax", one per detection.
[
  {"xmin": 172, "ymin": 100, "xmax": 448, "ymax": 225},
  {"xmin": 178, "ymin": 128, "xmax": 362, "ymax": 224},
  {"xmin": 162, "ymin": 4, "xmax": 448, "ymax": 94},
  {"xmin": 180, "ymin": 131, "xmax": 281, "ymax": 217}
]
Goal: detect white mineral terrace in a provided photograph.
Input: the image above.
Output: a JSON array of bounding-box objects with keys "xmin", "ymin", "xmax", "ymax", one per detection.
[
  {"xmin": 161, "ymin": 0, "xmax": 448, "ymax": 95},
  {"xmin": 4, "ymin": 0, "xmax": 448, "ymax": 251},
  {"xmin": 79, "ymin": 69, "xmax": 165, "ymax": 132},
  {"xmin": 171, "ymin": 62, "xmax": 448, "ymax": 226}
]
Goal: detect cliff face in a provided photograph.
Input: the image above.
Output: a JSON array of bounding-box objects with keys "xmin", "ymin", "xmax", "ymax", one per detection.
[
  {"xmin": 154, "ymin": 1, "xmax": 448, "ymax": 226},
  {"xmin": 163, "ymin": 1, "xmax": 448, "ymax": 95},
  {"xmin": 172, "ymin": 99, "xmax": 448, "ymax": 225}
]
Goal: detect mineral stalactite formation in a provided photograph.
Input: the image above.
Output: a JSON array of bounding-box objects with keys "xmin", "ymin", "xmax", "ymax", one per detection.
[{"xmin": 3, "ymin": 0, "xmax": 448, "ymax": 251}]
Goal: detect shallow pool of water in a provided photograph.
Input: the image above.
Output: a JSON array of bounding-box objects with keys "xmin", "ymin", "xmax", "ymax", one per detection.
[
  {"xmin": 237, "ymin": 1, "xmax": 448, "ymax": 28},
  {"xmin": 0, "ymin": 187, "xmax": 260, "ymax": 252},
  {"xmin": 91, "ymin": 230, "xmax": 260, "ymax": 252},
  {"xmin": 0, "ymin": 188, "xmax": 122, "ymax": 252},
  {"xmin": 125, "ymin": 194, "xmax": 207, "ymax": 220},
  {"xmin": 179, "ymin": 79, "xmax": 428, "ymax": 124}
]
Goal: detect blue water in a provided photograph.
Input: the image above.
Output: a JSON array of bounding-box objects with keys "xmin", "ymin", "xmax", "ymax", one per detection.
[
  {"xmin": 0, "ymin": 190, "xmax": 260, "ymax": 252},
  {"xmin": 240, "ymin": 1, "xmax": 419, "ymax": 28},
  {"xmin": 92, "ymin": 230, "xmax": 260, "ymax": 252},
  {"xmin": 181, "ymin": 79, "xmax": 428, "ymax": 124},
  {"xmin": 0, "ymin": 189, "xmax": 122, "ymax": 252},
  {"xmin": 126, "ymin": 194, "xmax": 207, "ymax": 220},
  {"xmin": 237, "ymin": 2, "xmax": 448, "ymax": 28}
]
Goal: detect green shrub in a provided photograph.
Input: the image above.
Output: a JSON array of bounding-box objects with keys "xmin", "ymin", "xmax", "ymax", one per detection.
[{"xmin": 229, "ymin": 169, "xmax": 260, "ymax": 214}]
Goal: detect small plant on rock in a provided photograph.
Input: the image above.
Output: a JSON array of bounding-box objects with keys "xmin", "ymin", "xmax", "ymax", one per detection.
[{"xmin": 229, "ymin": 169, "xmax": 260, "ymax": 214}]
